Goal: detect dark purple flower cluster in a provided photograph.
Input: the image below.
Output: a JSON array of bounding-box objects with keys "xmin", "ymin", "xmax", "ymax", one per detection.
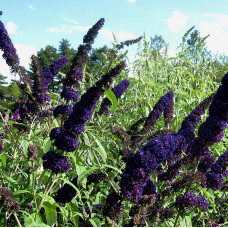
[
  {"xmin": 198, "ymin": 150, "xmax": 216, "ymax": 174},
  {"xmin": 0, "ymin": 187, "xmax": 13, "ymax": 198},
  {"xmin": 64, "ymin": 46, "xmax": 90, "ymax": 87},
  {"xmin": 144, "ymin": 91, "xmax": 174, "ymax": 129},
  {"xmin": 205, "ymin": 152, "xmax": 228, "ymax": 190},
  {"xmin": 0, "ymin": 187, "xmax": 20, "ymax": 212},
  {"xmin": 98, "ymin": 79, "xmax": 130, "ymax": 115},
  {"xmin": 178, "ymin": 93, "xmax": 215, "ymax": 144},
  {"xmin": 196, "ymin": 74, "xmax": 228, "ymax": 147},
  {"xmin": 64, "ymin": 18, "xmax": 104, "ymax": 88},
  {"xmin": 63, "ymin": 62, "xmax": 126, "ymax": 139},
  {"xmin": 61, "ymin": 88, "xmax": 79, "ymax": 102},
  {"xmin": 121, "ymin": 133, "xmax": 186, "ymax": 201},
  {"xmin": 53, "ymin": 105, "xmax": 73, "ymax": 118},
  {"xmin": 42, "ymin": 151, "xmax": 71, "ymax": 174},
  {"xmin": 102, "ymin": 192, "xmax": 124, "ymax": 224},
  {"xmin": 83, "ymin": 18, "xmax": 105, "ymax": 44},
  {"xmin": 54, "ymin": 177, "xmax": 77, "ymax": 207},
  {"xmin": 175, "ymin": 192, "xmax": 209, "ymax": 213},
  {"xmin": 0, "ymin": 20, "xmax": 20, "ymax": 73},
  {"xmin": 87, "ymin": 172, "xmax": 107, "ymax": 185},
  {"xmin": 43, "ymin": 56, "xmax": 69, "ymax": 85},
  {"xmin": 49, "ymin": 127, "xmax": 63, "ymax": 140},
  {"xmin": 55, "ymin": 132, "xmax": 78, "ymax": 152}
]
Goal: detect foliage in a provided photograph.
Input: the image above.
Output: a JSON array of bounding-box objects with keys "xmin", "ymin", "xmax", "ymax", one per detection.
[{"xmin": 0, "ymin": 13, "xmax": 228, "ymax": 228}]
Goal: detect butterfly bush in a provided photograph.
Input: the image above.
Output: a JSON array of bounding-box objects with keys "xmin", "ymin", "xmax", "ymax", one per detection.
[{"xmin": 1, "ymin": 11, "xmax": 228, "ymax": 227}]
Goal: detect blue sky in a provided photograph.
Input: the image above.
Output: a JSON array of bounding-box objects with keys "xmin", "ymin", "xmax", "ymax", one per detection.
[{"xmin": 1, "ymin": 0, "xmax": 228, "ymax": 82}]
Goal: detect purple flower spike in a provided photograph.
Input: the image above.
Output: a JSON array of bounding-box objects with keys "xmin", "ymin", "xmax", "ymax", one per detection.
[
  {"xmin": 43, "ymin": 56, "xmax": 68, "ymax": 85},
  {"xmin": 175, "ymin": 192, "xmax": 208, "ymax": 213},
  {"xmin": 55, "ymin": 131, "xmax": 78, "ymax": 152},
  {"xmin": 144, "ymin": 91, "xmax": 174, "ymax": 129},
  {"xmin": 61, "ymin": 88, "xmax": 79, "ymax": 102},
  {"xmin": 0, "ymin": 20, "xmax": 20, "ymax": 73},
  {"xmin": 43, "ymin": 151, "xmax": 71, "ymax": 174}
]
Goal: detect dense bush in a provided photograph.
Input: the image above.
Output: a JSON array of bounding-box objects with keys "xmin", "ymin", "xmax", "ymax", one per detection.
[{"xmin": 0, "ymin": 12, "xmax": 228, "ymax": 227}]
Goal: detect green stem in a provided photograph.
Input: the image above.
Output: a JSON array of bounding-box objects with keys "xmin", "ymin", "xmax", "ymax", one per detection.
[{"xmin": 37, "ymin": 172, "xmax": 53, "ymax": 212}]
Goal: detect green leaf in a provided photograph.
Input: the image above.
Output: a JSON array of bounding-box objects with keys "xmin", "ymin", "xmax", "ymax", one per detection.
[
  {"xmin": 37, "ymin": 193, "xmax": 55, "ymax": 204},
  {"xmin": 104, "ymin": 89, "xmax": 118, "ymax": 110},
  {"xmin": 89, "ymin": 218, "xmax": 101, "ymax": 227},
  {"xmin": 88, "ymin": 133, "xmax": 107, "ymax": 162},
  {"xmin": 4, "ymin": 174, "xmax": 18, "ymax": 183},
  {"xmin": 24, "ymin": 212, "xmax": 45, "ymax": 227},
  {"xmin": 0, "ymin": 154, "xmax": 6, "ymax": 168},
  {"xmin": 77, "ymin": 167, "xmax": 99, "ymax": 185},
  {"xmin": 180, "ymin": 215, "xmax": 192, "ymax": 227},
  {"xmin": 13, "ymin": 190, "xmax": 31, "ymax": 195},
  {"xmin": 43, "ymin": 201, "xmax": 57, "ymax": 226},
  {"xmin": 43, "ymin": 138, "xmax": 51, "ymax": 153},
  {"xmin": 104, "ymin": 164, "xmax": 122, "ymax": 174}
]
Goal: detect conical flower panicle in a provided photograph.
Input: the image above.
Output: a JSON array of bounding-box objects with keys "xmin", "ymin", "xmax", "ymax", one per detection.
[{"xmin": 83, "ymin": 18, "xmax": 105, "ymax": 44}]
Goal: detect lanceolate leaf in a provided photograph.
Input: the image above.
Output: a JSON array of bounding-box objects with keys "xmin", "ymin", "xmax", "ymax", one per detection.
[{"xmin": 104, "ymin": 89, "xmax": 118, "ymax": 110}]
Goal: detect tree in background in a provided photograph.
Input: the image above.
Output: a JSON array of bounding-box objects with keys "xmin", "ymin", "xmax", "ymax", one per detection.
[{"xmin": 0, "ymin": 73, "xmax": 22, "ymax": 113}]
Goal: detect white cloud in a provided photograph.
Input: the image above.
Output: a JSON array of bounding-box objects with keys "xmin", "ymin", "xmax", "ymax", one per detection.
[
  {"xmin": 198, "ymin": 14, "xmax": 228, "ymax": 55},
  {"xmin": 6, "ymin": 22, "xmax": 20, "ymax": 35},
  {"xmin": 28, "ymin": 4, "xmax": 35, "ymax": 10},
  {"xmin": 126, "ymin": 0, "xmax": 136, "ymax": 3},
  {"xmin": 61, "ymin": 15, "xmax": 78, "ymax": 25},
  {"xmin": 47, "ymin": 24, "xmax": 73, "ymax": 33},
  {"xmin": 0, "ymin": 44, "xmax": 37, "ymax": 83},
  {"xmin": 47, "ymin": 23, "xmax": 135, "ymax": 42},
  {"xmin": 166, "ymin": 10, "xmax": 188, "ymax": 33},
  {"xmin": 100, "ymin": 29, "xmax": 136, "ymax": 41}
]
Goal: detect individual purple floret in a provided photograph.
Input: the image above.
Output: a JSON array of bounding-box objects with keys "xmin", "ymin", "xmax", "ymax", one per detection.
[
  {"xmin": 0, "ymin": 20, "xmax": 20, "ymax": 73},
  {"xmin": 42, "ymin": 151, "xmax": 71, "ymax": 174},
  {"xmin": 49, "ymin": 127, "xmax": 63, "ymax": 140},
  {"xmin": 55, "ymin": 131, "xmax": 78, "ymax": 152},
  {"xmin": 12, "ymin": 109, "xmax": 20, "ymax": 121},
  {"xmin": 43, "ymin": 56, "xmax": 69, "ymax": 85},
  {"xmin": 175, "ymin": 192, "xmax": 209, "ymax": 213},
  {"xmin": 61, "ymin": 88, "xmax": 79, "ymax": 102},
  {"xmin": 53, "ymin": 105, "xmax": 73, "ymax": 118},
  {"xmin": 98, "ymin": 79, "xmax": 130, "ymax": 115}
]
